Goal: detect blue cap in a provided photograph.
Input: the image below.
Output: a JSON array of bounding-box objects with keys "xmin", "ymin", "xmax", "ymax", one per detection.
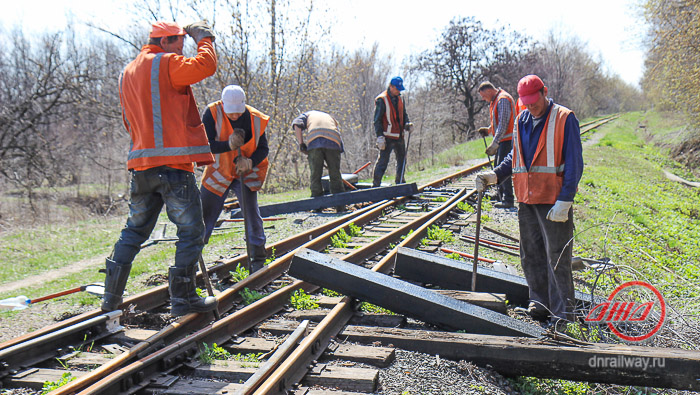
[{"xmin": 390, "ymin": 76, "xmax": 405, "ymax": 91}]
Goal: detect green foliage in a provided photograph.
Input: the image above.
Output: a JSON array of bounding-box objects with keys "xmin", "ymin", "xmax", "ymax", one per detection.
[
  {"xmin": 360, "ymin": 302, "xmax": 395, "ymax": 315},
  {"xmin": 347, "ymin": 223, "xmax": 362, "ymax": 237},
  {"xmin": 510, "ymin": 376, "xmax": 593, "ymax": 395},
  {"xmin": 480, "ymin": 214, "xmax": 491, "ymax": 223},
  {"xmin": 265, "ymin": 246, "xmax": 276, "ymax": 265},
  {"xmin": 330, "ymin": 228, "xmax": 352, "ymax": 248},
  {"xmin": 230, "ymin": 263, "xmax": 250, "ymax": 283},
  {"xmin": 41, "ymin": 372, "xmax": 75, "ymax": 394},
  {"xmin": 232, "ymin": 352, "xmax": 263, "ymax": 368},
  {"xmin": 199, "ymin": 342, "xmax": 231, "ymax": 364},
  {"xmin": 196, "ymin": 287, "xmax": 205, "ymax": 298},
  {"xmin": 480, "ymin": 195, "xmax": 493, "ymax": 212},
  {"xmin": 426, "ymin": 225, "xmax": 455, "ymax": 243},
  {"xmin": 434, "ymin": 196, "xmax": 447, "ymax": 202},
  {"xmin": 401, "ymin": 229, "xmax": 414, "ymax": 240},
  {"xmin": 290, "ymin": 289, "xmax": 319, "ymax": 310},
  {"xmin": 240, "ymin": 288, "xmax": 264, "ymax": 305},
  {"xmin": 457, "ymin": 201, "xmax": 474, "ymax": 213},
  {"xmin": 322, "ymin": 288, "xmax": 341, "ymax": 297},
  {"xmin": 445, "ymin": 252, "xmax": 462, "ymax": 261}
]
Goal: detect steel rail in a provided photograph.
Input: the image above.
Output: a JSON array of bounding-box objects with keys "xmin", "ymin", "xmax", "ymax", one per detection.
[
  {"xmin": 69, "ymin": 181, "xmax": 471, "ymax": 394},
  {"xmin": 254, "ymin": 165, "xmax": 485, "ymax": 394}
]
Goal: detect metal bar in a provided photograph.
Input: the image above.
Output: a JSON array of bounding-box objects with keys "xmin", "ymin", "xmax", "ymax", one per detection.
[
  {"xmin": 458, "ymin": 236, "xmax": 520, "ymax": 257},
  {"xmin": 440, "ymin": 247, "xmax": 496, "ymax": 263},
  {"xmin": 232, "ymin": 183, "xmax": 419, "ymax": 218},
  {"xmin": 471, "ymin": 191, "xmax": 484, "ymax": 291},
  {"xmin": 482, "ymin": 225, "xmax": 520, "ymax": 243}
]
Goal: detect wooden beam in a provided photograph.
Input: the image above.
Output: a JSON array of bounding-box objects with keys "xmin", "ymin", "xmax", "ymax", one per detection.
[
  {"xmin": 232, "ymin": 183, "xmax": 418, "ymax": 218},
  {"xmin": 289, "ymin": 249, "xmax": 542, "ymax": 337}
]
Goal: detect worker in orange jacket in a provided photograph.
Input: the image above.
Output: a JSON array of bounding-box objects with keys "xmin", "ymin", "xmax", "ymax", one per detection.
[{"xmin": 102, "ymin": 21, "xmax": 219, "ymax": 317}]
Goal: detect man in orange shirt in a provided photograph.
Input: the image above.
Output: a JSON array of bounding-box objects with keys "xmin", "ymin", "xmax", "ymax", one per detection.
[{"xmin": 102, "ymin": 21, "xmax": 219, "ymax": 317}]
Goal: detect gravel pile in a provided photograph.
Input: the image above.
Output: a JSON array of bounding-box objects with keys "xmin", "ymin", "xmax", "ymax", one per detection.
[{"xmin": 378, "ymin": 350, "xmax": 516, "ymax": 395}]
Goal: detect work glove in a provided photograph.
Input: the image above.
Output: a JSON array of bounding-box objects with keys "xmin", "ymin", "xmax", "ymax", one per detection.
[
  {"xmin": 235, "ymin": 156, "xmax": 253, "ymax": 176},
  {"xmin": 478, "ymin": 127, "xmax": 489, "ymax": 137},
  {"xmin": 376, "ymin": 135, "xmax": 386, "ymax": 151},
  {"xmin": 299, "ymin": 142, "xmax": 308, "ymax": 154},
  {"xmin": 546, "ymin": 200, "xmax": 573, "ymax": 222},
  {"xmin": 184, "ymin": 20, "xmax": 216, "ymax": 43},
  {"xmin": 475, "ymin": 171, "xmax": 497, "ymax": 192},
  {"xmin": 485, "ymin": 140, "xmax": 499, "ymax": 156},
  {"xmin": 228, "ymin": 128, "xmax": 245, "ymax": 151},
  {"xmin": 404, "ymin": 122, "xmax": 414, "ymax": 133}
]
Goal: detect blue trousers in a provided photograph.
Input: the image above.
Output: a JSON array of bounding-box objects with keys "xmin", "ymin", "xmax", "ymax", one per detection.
[
  {"xmin": 111, "ymin": 166, "xmax": 204, "ymax": 269},
  {"xmin": 200, "ymin": 179, "xmax": 266, "ymax": 247}
]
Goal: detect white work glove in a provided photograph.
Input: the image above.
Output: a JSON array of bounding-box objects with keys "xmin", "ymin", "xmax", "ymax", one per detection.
[
  {"xmin": 235, "ymin": 156, "xmax": 253, "ymax": 176},
  {"xmin": 376, "ymin": 135, "xmax": 386, "ymax": 150},
  {"xmin": 228, "ymin": 128, "xmax": 245, "ymax": 151},
  {"xmin": 475, "ymin": 171, "xmax": 497, "ymax": 192},
  {"xmin": 546, "ymin": 200, "xmax": 573, "ymax": 222},
  {"xmin": 485, "ymin": 140, "xmax": 499, "ymax": 156},
  {"xmin": 404, "ymin": 122, "xmax": 414, "ymax": 133}
]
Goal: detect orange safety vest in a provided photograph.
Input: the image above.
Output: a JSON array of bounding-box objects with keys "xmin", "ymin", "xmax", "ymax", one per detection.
[
  {"xmin": 515, "ymin": 97, "xmax": 527, "ymax": 116},
  {"xmin": 512, "ymin": 104, "xmax": 572, "ymax": 204},
  {"xmin": 119, "ymin": 47, "xmax": 214, "ymax": 170},
  {"xmin": 376, "ymin": 90, "xmax": 404, "ymax": 140},
  {"xmin": 201, "ymin": 103, "xmax": 270, "ymax": 196},
  {"xmin": 305, "ymin": 111, "xmax": 342, "ymax": 147},
  {"xmin": 488, "ymin": 89, "xmax": 515, "ymax": 142}
]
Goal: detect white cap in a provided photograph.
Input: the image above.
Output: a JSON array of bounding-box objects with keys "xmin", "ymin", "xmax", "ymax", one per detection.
[{"xmin": 221, "ymin": 85, "xmax": 246, "ymax": 113}]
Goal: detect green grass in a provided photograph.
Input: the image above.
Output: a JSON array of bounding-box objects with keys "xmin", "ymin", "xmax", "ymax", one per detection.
[{"xmin": 290, "ymin": 289, "xmax": 319, "ymax": 310}]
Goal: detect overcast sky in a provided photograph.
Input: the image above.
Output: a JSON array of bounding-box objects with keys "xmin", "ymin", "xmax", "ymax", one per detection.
[{"xmin": 1, "ymin": 0, "xmax": 647, "ymax": 87}]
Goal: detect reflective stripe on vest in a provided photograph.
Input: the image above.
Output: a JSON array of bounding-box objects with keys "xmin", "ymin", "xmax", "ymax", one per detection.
[
  {"xmin": 513, "ymin": 104, "xmax": 562, "ymax": 174},
  {"xmin": 489, "ymin": 90, "xmax": 515, "ymax": 142},
  {"xmin": 377, "ymin": 91, "xmax": 403, "ymax": 139},
  {"xmin": 307, "ymin": 128, "xmax": 342, "ymax": 146}
]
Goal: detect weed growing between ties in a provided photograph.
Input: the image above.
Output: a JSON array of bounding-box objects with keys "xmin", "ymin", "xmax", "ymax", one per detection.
[
  {"xmin": 290, "ymin": 289, "xmax": 319, "ymax": 310},
  {"xmin": 360, "ymin": 302, "xmax": 395, "ymax": 315},
  {"xmin": 265, "ymin": 246, "xmax": 276, "ymax": 265},
  {"xmin": 199, "ymin": 343, "xmax": 263, "ymax": 367},
  {"xmin": 330, "ymin": 229, "xmax": 352, "ymax": 248},
  {"xmin": 322, "ymin": 288, "xmax": 341, "ymax": 297},
  {"xmin": 240, "ymin": 288, "xmax": 264, "ymax": 305},
  {"xmin": 423, "ymin": 225, "xmax": 455, "ymax": 245},
  {"xmin": 230, "ymin": 263, "xmax": 250, "ymax": 283},
  {"xmin": 41, "ymin": 372, "xmax": 75, "ymax": 395},
  {"xmin": 457, "ymin": 201, "xmax": 474, "ymax": 213},
  {"xmin": 445, "ymin": 252, "xmax": 462, "ymax": 261}
]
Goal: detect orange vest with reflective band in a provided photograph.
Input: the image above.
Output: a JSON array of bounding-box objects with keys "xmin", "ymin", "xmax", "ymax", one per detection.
[
  {"xmin": 376, "ymin": 90, "xmax": 404, "ymax": 140},
  {"xmin": 515, "ymin": 98, "xmax": 526, "ymax": 116},
  {"xmin": 512, "ymin": 104, "xmax": 572, "ymax": 204},
  {"xmin": 488, "ymin": 90, "xmax": 515, "ymax": 142},
  {"xmin": 305, "ymin": 111, "xmax": 342, "ymax": 147},
  {"xmin": 201, "ymin": 103, "xmax": 270, "ymax": 196},
  {"xmin": 119, "ymin": 47, "xmax": 214, "ymax": 171}
]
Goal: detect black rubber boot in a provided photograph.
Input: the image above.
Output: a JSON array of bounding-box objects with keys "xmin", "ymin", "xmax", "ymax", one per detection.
[
  {"xmin": 169, "ymin": 265, "xmax": 219, "ymax": 317},
  {"xmin": 249, "ymin": 244, "xmax": 267, "ymax": 273},
  {"xmin": 101, "ymin": 258, "xmax": 132, "ymax": 312}
]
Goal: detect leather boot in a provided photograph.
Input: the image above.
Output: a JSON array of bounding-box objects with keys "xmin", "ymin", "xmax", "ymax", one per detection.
[
  {"xmin": 101, "ymin": 258, "xmax": 132, "ymax": 312},
  {"xmin": 249, "ymin": 244, "xmax": 267, "ymax": 273},
  {"xmin": 169, "ymin": 265, "xmax": 218, "ymax": 317}
]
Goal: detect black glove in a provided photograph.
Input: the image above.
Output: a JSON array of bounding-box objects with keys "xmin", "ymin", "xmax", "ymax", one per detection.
[
  {"xmin": 299, "ymin": 142, "xmax": 308, "ymax": 153},
  {"xmin": 478, "ymin": 127, "xmax": 489, "ymax": 137},
  {"xmin": 184, "ymin": 20, "xmax": 215, "ymax": 43}
]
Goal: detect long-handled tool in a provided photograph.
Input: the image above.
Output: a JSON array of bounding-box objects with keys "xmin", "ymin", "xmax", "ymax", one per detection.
[
  {"xmin": 399, "ymin": 126, "xmax": 414, "ymax": 184},
  {"xmin": 0, "ymin": 283, "xmax": 105, "ymax": 310},
  {"xmin": 198, "ymin": 254, "xmax": 220, "ymax": 320},
  {"xmin": 482, "ymin": 135, "xmax": 494, "ymax": 170},
  {"xmin": 471, "ymin": 191, "xmax": 484, "ymax": 292},
  {"xmin": 237, "ymin": 148, "xmax": 255, "ymax": 272}
]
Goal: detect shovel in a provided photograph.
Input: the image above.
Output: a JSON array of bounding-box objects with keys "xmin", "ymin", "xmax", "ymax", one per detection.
[{"xmin": 0, "ymin": 283, "xmax": 105, "ymax": 311}]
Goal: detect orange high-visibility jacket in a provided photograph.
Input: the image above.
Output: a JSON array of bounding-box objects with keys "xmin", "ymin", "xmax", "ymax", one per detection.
[
  {"xmin": 201, "ymin": 103, "xmax": 270, "ymax": 196},
  {"xmin": 376, "ymin": 90, "xmax": 404, "ymax": 140},
  {"xmin": 488, "ymin": 89, "xmax": 515, "ymax": 142},
  {"xmin": 119, "ymin": 44, "xmax": 215, "ymax": 171},
  {"xmin": 515, "ymin": 97, "xmax": 527, "ymax": 116},
  {"xmin": 305, "ymin": 111, "xmax": 342, "ymax": 147},
  {"xmin": 512, "ymin": 104, "xmax": 572, "ymax": 204}
]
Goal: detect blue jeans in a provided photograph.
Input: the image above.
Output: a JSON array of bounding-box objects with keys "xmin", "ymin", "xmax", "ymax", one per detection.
[
  {"xmin": 372, "ymin": 137, "xmax": 406, "ymax": 187},
  {"xmin": 111, "ymin": 166, "xmax": 205, "ymax": 269},
  {"xmin": 200, "ymin": 179, "xmax": 266, "ymax": 246}
]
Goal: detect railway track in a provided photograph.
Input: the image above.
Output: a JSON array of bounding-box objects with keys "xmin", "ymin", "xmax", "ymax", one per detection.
[{"xmin": 5, "ymin": 114, "xmax": 697, "ymax": 395}]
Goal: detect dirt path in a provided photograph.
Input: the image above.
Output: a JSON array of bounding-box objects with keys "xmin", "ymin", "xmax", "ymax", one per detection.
[
  {"xmin": 582, "ymin": 127, "xmax": 608, "ymax": 147},
  {"xmin": 3, "ymin": 255, "xmax": 105, "ymax": 294}
]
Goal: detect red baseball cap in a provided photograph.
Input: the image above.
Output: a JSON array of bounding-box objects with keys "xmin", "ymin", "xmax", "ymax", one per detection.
[
  {"xmin": 150, "ymin": 21, "xmax": 186, "ymax": 38},
  {"xmin": 517, "ymin": 75, "xmax": 545, "ymax": 105}
]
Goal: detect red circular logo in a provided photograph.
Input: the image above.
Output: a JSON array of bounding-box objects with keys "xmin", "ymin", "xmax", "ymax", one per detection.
[{"xmin": 584, "ymin": 281, "xmax": 666, "ymax": 342}]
